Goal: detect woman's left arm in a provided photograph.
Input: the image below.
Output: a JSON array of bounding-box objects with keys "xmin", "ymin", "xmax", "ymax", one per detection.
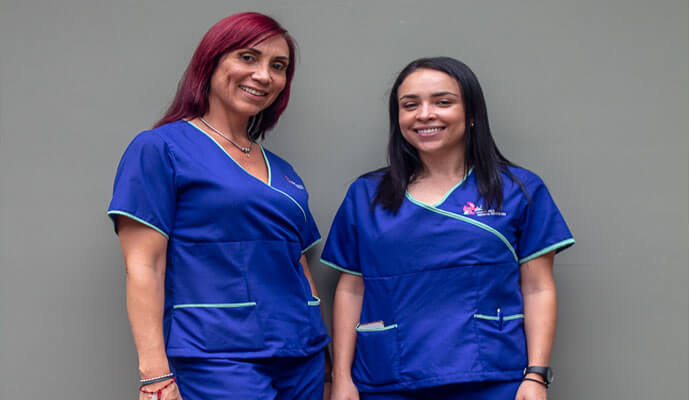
[
  {"xmin": 299, "ymin": 255, "xmax": 332, "ymax": 400},
  {"xmin": 515, "ymin": 251, "xmax": 556, "ymax": 400}
]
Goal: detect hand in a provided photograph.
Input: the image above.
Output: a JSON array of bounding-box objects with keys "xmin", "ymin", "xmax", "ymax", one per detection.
[
  {"xmin": 139, "ymin": 379, "xmax": 183, "ymax": 400},
  {"xmin": 515, "ymin": 379, "xmax": 547, "ymax": 400},
  {"xmin": 330, "ymin": 375, "xmax": 359, "ymax": 400}
]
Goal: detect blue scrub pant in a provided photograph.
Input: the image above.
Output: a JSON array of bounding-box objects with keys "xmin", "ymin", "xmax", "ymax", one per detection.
[
  {"xmin": 359, "ymin": 380, "xmax": 521, "ymax": 400},
  {"xmin": 170, "ymin": 351, "xmax": 325, "ymax": 400}
]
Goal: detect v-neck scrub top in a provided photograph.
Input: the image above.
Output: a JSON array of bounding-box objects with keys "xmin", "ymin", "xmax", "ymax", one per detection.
[
  {"xmin": 320, "ymin": 168, "xmax": 574, "ymax": 392},
  {"xmin": 108, "ymin": 120, "xmax": 329, "ymax": 359}
]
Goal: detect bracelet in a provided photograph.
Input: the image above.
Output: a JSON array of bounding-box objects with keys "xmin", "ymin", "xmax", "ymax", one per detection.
[
  {"xmin": 140, "ymin": 373, "xmax": 174, "ymax": 387},
  {"xmin": 522, "ymin": 377, "xmax": 549, "ymax": 389},
  {"xmin": 139, "ymin": 377, "xmax": 176, "ymax": 397}
]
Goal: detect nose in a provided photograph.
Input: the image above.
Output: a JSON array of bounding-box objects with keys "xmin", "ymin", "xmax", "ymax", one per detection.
[
  {"xmin": 251, "ymin": 63, "xmax": 271, "ymax": 86},
  {"xmin": 416, "ymin": 103, "xmax": 435, "ymax": 121}
]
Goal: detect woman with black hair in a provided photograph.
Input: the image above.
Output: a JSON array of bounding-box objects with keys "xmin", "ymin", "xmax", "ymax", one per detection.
[{"xmin": 322, "ymin": 57, "xmax": 574, "ymax": 400}]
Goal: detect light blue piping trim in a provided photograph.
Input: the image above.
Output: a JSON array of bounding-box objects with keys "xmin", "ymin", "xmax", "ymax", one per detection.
[
  {"xmin": 356, "ymin": 323, "xmax": 399, "ymax": 332},
  {"xmin": 308, "ymin": 296, "xmax": 321, "ymax": 306},
  {"xmin": 269, "ymin": 186, "xmax": 307, "ymax": 224},
  {"xmin": 186, "ymin": 120, "xmax": 271, "ymax": 185},
  {"xmin": 405, "ymin": 194, "xmax": 518, "ymax": 261},
  {"xmin": 519, "ymin": 238, "xmax": 575, "ymax": 264},
  {"xmin": 431, "ymin": 168, "xmax": 475, "ymax": 207},
  {"xmin": 187, "ymin": 120, "xmax": 306, "ymax": 223},
  {"xmin": 107, "ymin": 211, "xmax": 169, "ymax": 240},
  {"xmin": 260, "ymin": 146, "xmax": 272, "ymax": 185},
  {"xmin": 173, "ymin": 302, "xmax": 257, "ymax": 309},
  {"xmin": 302, "ymin": 238, "xmax": 322, "ymax": 254},
  {"xmin": 320, "ymin": 259, "xmax": 363, "ymax": 276},
  {"xmin": 473, "ymin": 313, "xmax": 524, "ymax": 321}
]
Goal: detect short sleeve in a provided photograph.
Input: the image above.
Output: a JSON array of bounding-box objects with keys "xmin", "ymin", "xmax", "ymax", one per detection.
[
  {"xmin": 320, "ymin": 186, "xmax": 361, "ymax": 276},
  {"xmin": 107, "ymin": 131, "xmax": 176, "ymax": 239},
  {"xmin": 517, "ymin": 175, "xmax": 575, "ymax": 264},
  {"xmin": 300, "ymin": 198, "xmax": 322, "ymax": 253}
]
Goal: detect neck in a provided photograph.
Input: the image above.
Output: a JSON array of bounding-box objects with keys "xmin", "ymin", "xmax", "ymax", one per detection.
[
  {"xmin": 202, "ymin": 105, "xmax": 250, "ymax": 145},
  {"xmin": 417, "ymin": 145, "xmax": 466, "ymax": 181}
]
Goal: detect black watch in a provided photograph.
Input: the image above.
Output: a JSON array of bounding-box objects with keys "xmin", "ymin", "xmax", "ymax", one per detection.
[{"xmin": 523, "ymin": 366, "xmax": 553, "ymax": 385}]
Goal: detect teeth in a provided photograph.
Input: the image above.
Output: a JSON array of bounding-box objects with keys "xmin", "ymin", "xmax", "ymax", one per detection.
[
  {"xmin": 240, "ymin": 86, "xmax": 267, "ymax": 96},
  {"xmin": 417, "ymin": 127, "xmax": 443, "ymax": 134}
]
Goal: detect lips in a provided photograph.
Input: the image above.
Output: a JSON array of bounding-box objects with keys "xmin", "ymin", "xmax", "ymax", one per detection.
[
  {"xmin": 414, "ymin": 126, "xmax": 445, "ymax": 136},
  {"xmin": 239, "ymin": 85, "xmax": 268, "ymax": 97}
]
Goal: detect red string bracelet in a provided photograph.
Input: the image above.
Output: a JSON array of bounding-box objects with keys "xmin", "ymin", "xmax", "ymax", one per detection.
[{"xmin": 139, "ymin": 377, "xmax": 175, "ymax": 399}]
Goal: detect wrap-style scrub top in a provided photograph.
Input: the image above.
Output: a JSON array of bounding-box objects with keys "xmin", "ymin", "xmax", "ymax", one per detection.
[
  {"xmin": 320, "ymin": 168, "xmax": 574, "ymax": 392},
  {"xmin": 108, "ymin": 120, "xmax": 329, "ymax": 359}
]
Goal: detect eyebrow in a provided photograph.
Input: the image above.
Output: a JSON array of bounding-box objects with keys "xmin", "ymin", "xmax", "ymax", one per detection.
[
  {"xmin": 399, "ymin": 91, "xmax": 459, "ymax": 101},
  {"xmin": 246, "ymin": 47, "xmax": 290, "ymax": 62}
]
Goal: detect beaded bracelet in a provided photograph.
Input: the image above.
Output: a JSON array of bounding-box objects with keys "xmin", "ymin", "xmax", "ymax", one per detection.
[
  {"xmin": 139, "ymin": 377, "xmax": 176, "ymax": 399},
  {"xmin": 140, "ymin": 373, "xmax": 174, "ymax": 386}
]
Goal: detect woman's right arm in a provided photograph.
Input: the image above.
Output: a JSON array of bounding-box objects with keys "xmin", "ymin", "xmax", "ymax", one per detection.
[
  {"xmin": 330, "ymin": 273, "xmax": 364, "ymax": 400},
  {"xmin": 117, "ymin": 217, "xmax": 182, "ymax": 399}
]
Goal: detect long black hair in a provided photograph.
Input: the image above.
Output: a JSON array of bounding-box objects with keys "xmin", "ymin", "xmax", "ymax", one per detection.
[{"xmin": 372, "ymin": 57, "xmax": 521, "ymax": 213}]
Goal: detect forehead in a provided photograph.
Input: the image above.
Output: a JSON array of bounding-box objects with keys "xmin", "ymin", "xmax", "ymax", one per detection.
[
  {"xmin": 243, "ymin": 34, "xmax": 290, "ymax": 57},
  {"xmin": 398, "ymin": 69, "xmax": 460, "ymax": 96}
]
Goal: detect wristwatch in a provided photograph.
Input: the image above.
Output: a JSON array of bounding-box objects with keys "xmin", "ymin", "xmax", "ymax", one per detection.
[{"xmin": 523, "ymin": 366, "xmax": 553, "ymax": 385}]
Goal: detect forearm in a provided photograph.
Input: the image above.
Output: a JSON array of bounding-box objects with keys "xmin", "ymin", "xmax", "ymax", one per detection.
[
  {"xmin": 118, "ymin": 217, "xmax": 170, "ymax": 378},
  {"xmin": 332, "ymin": 274, "xmax": 364, "ymax": 380},
  {"xmin": 522, "ymin": 286, "xmax": 557, "ymax": 367},
  {"xmin": 126, "ymin": 262, "xmax": 169, "ymax": 377},
  {"xmin": 520, "ymin": 252, "xmax": 557, "ymax": 369},
  {"xmin": 299, "ymin": 254, "xmax": 320, "ymax": 298}
]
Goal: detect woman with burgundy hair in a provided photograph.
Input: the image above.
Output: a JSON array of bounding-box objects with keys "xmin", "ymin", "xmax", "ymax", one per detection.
[{"xmin": 108, "ymin": 12, "xmax": 329, "ymax": 399}]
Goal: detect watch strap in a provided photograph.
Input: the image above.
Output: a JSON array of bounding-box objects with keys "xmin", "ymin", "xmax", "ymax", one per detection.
[{"xmin": 523, "ymin": 366, "xmax": 552, "ymax": 384}]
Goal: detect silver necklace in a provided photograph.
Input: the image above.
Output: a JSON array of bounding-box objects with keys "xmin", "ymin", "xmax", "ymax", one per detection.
[{"xmin": 199, "ymin": 117, "xmax": 254, "ymax": 158}]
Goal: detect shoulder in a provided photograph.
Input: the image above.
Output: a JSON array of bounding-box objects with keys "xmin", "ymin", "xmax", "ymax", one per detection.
[
  {"xmin": 351, "ymin": 169, "xmax": 385, "ymax": 195},
  {"xmin": 503, "ymin": 165, "xmax": 546, "ymax": 189},
  {"xmin": 127, "ymin": 121, "xmax": 188, "ymax": 151}
]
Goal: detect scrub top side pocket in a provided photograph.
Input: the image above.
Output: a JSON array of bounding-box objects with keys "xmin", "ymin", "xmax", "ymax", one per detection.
[
  {"xmin": 474, "ymin": 311, "xmax": 527, "ymax": 372},
  {"xmin": 167, "ymin": 303, "xmax": 264, "ymax": 354},
  {"xmin": 353, "ymin": 323, "xmax": 400, "ymax": 386}
]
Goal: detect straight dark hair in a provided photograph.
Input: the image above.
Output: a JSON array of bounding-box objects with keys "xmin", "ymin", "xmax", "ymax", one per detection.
[{"xmin": 372, "ymin": 57, "xmax": 522, "ymax": 213}]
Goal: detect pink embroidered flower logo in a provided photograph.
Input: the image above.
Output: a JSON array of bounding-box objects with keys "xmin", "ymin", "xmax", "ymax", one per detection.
[
  {"xmin": 463, "ymin": 201, "xmax": 477, "ymax": 215},
  {"xmin": 284, "ymin": 175, "xmax": 305, "ymax": 190}
]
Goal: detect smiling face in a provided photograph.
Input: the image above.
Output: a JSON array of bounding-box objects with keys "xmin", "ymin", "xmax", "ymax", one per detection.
[
  {"xmin": 397, "ymin": 68, "xmax": 467, "ymax": 157},
  {"xmin": 207, "ymin": 35, "xmax": 290, "ymax": 118}
]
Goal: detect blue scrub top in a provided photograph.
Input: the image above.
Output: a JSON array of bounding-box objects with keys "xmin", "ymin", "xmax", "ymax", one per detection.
[
  {"xmin": 108, "ymin": 120, "xmax": 329, "ymax": 359},
  {"xmin": 321, "ymin": 168, "xmax": 574, "ymax": 392}
]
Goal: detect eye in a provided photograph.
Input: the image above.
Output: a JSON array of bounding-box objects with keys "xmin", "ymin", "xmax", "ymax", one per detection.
[
  {"xmin": 437, "ymin": 99, "xmax": 453, "ymax": 106},
  {"xmin": 272, "ymin": 62, "xmax": 287, "ymax": 71},
  {"xmin": 401, "ymin": 102, "xmax": 418, "ymax": 110},
  {"xmin": 239, "ymin": 52, "xmax": 256, "ymax": 62}
]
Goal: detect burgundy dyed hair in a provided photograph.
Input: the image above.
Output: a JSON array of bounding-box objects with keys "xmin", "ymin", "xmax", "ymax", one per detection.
[{"xmin": 154, "ymin": 12, "xmax": 296, "ymax": 141}]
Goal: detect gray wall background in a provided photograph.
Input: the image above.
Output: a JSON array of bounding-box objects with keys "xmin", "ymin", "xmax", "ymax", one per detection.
[{"xmin": 1, "ymin": 0, "xmax": 687, "ymax": 398}]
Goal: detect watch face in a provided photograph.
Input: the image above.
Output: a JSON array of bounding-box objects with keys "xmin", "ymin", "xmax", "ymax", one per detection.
[{"xmin": 546, "ymin": 367, "xmax": 554, "ymax": 382}]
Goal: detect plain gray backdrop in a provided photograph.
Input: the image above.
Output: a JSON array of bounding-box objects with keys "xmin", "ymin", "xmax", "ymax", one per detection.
[{"xmin": 1, "ymin": 0, "xmax": 687, "ymax": 398}]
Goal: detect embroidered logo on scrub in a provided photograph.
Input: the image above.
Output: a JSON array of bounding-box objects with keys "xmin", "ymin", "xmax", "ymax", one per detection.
[
  {"xmin": 284, "ymin": 175, "xmax": 305, "ymax": 190},
  {"xmin": 462, "ymin": 201, "xmax": 506, "ymax": 216}
]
